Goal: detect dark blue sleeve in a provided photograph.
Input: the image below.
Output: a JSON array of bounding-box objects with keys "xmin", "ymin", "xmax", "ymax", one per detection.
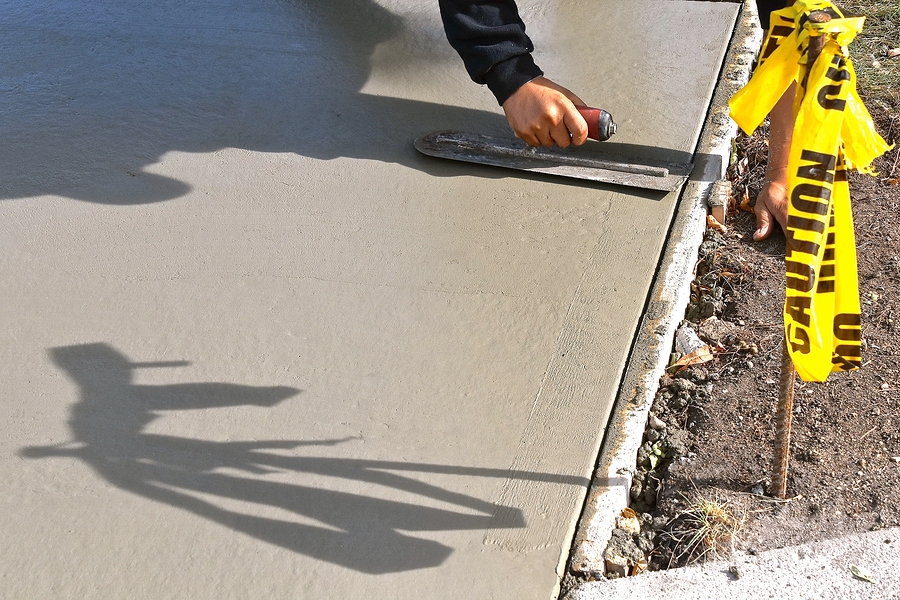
[
  {"xmin": 756, "ymin": 0, "xmax": 789, "ymax": 31},
  {"xmin": 438, "ymin": 0, "xmax": 544, "ymax": 105}
]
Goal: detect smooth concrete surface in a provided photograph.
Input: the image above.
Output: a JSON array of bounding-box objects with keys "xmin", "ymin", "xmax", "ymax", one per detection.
[
  {"xmin": 1, "ymin": 1, "xmax": 737, "ymax": 598},
  {"xmin": 567, "ymin": 526, "xmax": 900, "ymax": 600}
]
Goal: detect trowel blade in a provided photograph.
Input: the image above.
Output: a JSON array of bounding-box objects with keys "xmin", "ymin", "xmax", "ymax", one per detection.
[{"xmin": 415, "ymin": 131, "xmax": 693, "ymax": 192}]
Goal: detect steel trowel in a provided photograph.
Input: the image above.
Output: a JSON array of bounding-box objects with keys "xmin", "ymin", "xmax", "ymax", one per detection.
[{"xmin": 415, "ymin": 106, "xmax": 693, "ymax": 192}]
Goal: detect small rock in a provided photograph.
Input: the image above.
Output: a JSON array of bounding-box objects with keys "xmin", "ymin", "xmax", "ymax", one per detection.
[
  {"xmin": 604, "ymin": 555, "xmax": 629, "ymax": 579},
  {"xmin": 881, "ymin": 383, "xmax": 890, "ymax": 390},
  {"xmin": 616, "ymin": 515, "xmax": 641, "ymax": 536},
  {"xmin": 891, "ymin": 457, "xmax": 900, "ymax": 464},
  {"xmin": 728, "ymin": 565, "xmax": 742, "ymax": 580},
  {"xmin": 698, "ymin": 316, "xmax": 736, "ymax": 345},
  {"xmin": 746, "ymin": 360, "xmax": 754, "ymax": 369},
  {"xmin": 604, "ymin": 524, "xmax": 646, "ymax": 578},
  {"xmin": 649, "ymin": 414, "xmax": 666, "ymax": 430},
  {"xmin": 675, "ymin": 324, "xmax": 706, "ymax": 355},
  {"xmin": 636, "ymin": 534, "xmax": 654, "ymax": 553},
  {"xmin": 670, "ymin": 378, "xmax": 697, "ymax": 395},
  {"xmin": 751, "ymin": 484, "xmax": 764, "ymax": 495}
]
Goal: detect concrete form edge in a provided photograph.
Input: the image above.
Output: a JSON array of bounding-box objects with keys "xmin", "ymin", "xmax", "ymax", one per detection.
[{"xmin": 564, "ymin": 0, "xmax": 764, "ymax": 584}]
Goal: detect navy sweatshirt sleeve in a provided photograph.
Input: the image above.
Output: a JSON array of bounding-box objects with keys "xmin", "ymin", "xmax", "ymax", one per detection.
[
  {"xmin": 438, "ymin": 0, "xmax": 544, "ymax": 105},
  {"xmin": 757, "ymin": 0, "xmax": 790, "ymax": 31}
]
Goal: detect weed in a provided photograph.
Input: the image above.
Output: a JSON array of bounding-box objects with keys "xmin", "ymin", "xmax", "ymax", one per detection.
[{"xmin": 658, "ymin": 489, "xmax": 745, "ymax": 566}]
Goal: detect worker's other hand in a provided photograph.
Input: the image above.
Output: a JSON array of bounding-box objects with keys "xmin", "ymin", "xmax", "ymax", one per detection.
[
  {"xmin": 753, "ymin": 179, "xmax": 789, "ymax": 241},
  {"xmin": 754, "ymin": 82, "xmax": 794, "ymax": 243},
  {"xmin": 501, "ymin": 77, "xmax": 588, "ymax": 148}
]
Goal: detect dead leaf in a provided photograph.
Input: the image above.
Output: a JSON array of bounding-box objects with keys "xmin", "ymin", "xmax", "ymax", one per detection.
[
  {"xmin": 630, "ymin": 559, "xmax": 648, "ymax": 576},
  {"xmin": 670, "ymin": 346, "xmax": 714, "ymax": 370},
  {"xmin": 884, "ymin": 178, "xmax": 899, "ymax": 186},
  {"xmin": 739, "ymin": 187, "xmax": 754, "ymax": 213},
  {"xmin": 850, "ymin": 564, "xmax": 877, "ymax": 584},
  {"xmin": 707, "ymin": 214, "xmax": 728, "ymax": 234},
  {"xmin": 887, "ymin": 47, "xmax": 900, "ymax": 59}
]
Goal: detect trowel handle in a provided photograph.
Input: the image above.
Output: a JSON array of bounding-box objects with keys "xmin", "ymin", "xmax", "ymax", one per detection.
[{"xmin": 575, "ymin": 106, "xmax": 617, "ymax": 142}]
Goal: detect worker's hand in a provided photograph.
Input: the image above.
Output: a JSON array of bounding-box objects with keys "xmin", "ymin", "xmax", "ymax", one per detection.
[
  {"xmin": 501, "ymin": 77, "xmax": 588, "ymax": 148},
  {"xmin": 753, "ymin": 177, "xmax": 789, "ymax": 241},
  {"xmin": 754, "ymin": 82, "xmax": 794, "ymax": 242}
]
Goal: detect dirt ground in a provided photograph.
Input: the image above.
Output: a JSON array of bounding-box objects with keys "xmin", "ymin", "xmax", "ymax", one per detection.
[
  {"xmin": 611, "ymin": 2, "xmax": 900, "ymax": 571},
  {"xmin": 637, "ymin": 122, "xmax": 900, "ymax": 573},
  {"xmin": 646, "ymin": 137, "xmax": 900, "ymax": 569}
]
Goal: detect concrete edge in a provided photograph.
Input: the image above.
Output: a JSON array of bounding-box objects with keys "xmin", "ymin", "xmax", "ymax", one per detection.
[
  {"xmin": 565, "ymin": 0, "xmax": 764, "ymax": 581},
  {"xmin": 567, "ymin": 526, "xmax": 900, "ymax": 600}
]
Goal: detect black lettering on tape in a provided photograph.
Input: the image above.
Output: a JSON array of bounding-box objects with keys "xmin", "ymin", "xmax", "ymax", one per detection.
[
  {"xmin": 791, "ymin": 183, "xmax": 831, "ymax": 215},
  {"xmin": 834, "ymin": 313, "xmax": 862, "ymax": 341},
  {"xmin": 797, "ymin": 150, "xmax": 836, "ymax": 184},
  {"xmin": 785, "ymin": 294, "xmax": 812, "ymax": 328},
  {"xmin": 824, "ymin": 66, "xmax": 851, "ymax": 82},
  {"xmin": 788, "ymin": 324, "xmax": 811, "ymax": 354},
  {"xmin": 786, "ymin": 214, "xmax": 825, "ymax": 255},
  {"xmin": 786, "ymin": 260, "xmax": 816, "ymax": 292},
  {"xmin": 818, "ymin": 83, "xmax": 847, "ymax": 111},
  {"xmin": 761, "ymin": 25, "xmax": 796, "ymax": 60},
  {"xmin": 817, "ymin": 280, "xmax": 835, "ymax": 293},
  {"xmin": 832, "ymin": 352, "xmax": 860, "ymax": 370},
  {"xmin": 834, "ymin": 344, "xmax": 862, "ymax": 360}
]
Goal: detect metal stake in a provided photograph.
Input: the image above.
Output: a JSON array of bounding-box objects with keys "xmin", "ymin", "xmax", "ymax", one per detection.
[{"xmin": 772, "ymin": 9, "xmax": 831, "ymax": 499}]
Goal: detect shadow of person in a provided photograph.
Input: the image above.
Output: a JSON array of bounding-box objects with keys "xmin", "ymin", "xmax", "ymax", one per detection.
[
  {"xmin": 20, "ymin": 343, "xmax": 573, "ymax": 574},
  {"xmin": 1, "ymin": 0, "xmax": 509, "ymax": 204}
]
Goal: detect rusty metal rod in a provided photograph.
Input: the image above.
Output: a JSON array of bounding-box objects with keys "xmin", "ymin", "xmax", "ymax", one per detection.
[
  {"xmin": 773, "ymin": 338, "xmax": 797, "ymax": 498},
  {"xmin": 772, "ymin": 9, "xmax": 832, "ymax": 499},
  {"xmin": 800, "ymin": 11, "xmax": 832, "ymax": 92}
]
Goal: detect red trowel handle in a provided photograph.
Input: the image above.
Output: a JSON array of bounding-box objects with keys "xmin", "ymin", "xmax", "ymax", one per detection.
[{"xmin": 575, "ymin": 106, "xmax": 617, "ymax": 142}]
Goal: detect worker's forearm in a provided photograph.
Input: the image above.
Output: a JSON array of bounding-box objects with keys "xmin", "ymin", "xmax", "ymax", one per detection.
[
  {"xmin": 438, "ymin": 0, "xmax": 543, "ymax": 105},
  {"xmin": 765, "ymin": 82, "xmax": 796, "ymax": 183}
]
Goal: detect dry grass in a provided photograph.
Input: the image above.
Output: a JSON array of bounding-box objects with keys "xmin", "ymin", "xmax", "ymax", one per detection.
[
  {"xmin": 658, "ymin": 489, "xmax": 745, "ymax": 566},
  {"xmin": 840, "ymin": 0, "xmax": 900, "ymax": 123}
]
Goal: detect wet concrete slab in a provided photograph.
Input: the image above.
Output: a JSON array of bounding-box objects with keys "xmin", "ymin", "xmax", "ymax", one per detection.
[{"xmin": 1, "ymin": 1, "xmax": 737, "ymax": 598}]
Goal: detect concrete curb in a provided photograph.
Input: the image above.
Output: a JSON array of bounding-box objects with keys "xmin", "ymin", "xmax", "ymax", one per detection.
[
  {"xmin": 567, "ymin": 526, "xmax": 900, "ymax": 600},
  {"xmin": 566, "ymin": 0, "xmax": 764, "ymax": 581}
]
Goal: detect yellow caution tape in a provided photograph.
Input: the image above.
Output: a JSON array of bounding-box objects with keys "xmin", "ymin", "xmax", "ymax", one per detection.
[{"xmin": 729, "ymin": 1, "xmax": 893, "ymax": 381}]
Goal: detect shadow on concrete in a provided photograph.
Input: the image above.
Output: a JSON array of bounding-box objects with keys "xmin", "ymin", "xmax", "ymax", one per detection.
[
  {"xmin": 2, "ymin": 0, "xmax": 710, "ymax": 205},
  {"xmin": 20, "ymin": 343, "xmax": 588, "ymax": 574},
  {"xmin": 1, "ymin": 0, "xmax": 510, "ymax": 204}
]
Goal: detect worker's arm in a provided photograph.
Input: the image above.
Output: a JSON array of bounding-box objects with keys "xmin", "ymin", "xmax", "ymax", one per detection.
[
  {"xmin": 753, "ymin": 0, "xmax": 794, "ymax": 241},
  {"xmin": 753, "ymin": 83, "xmax": 793, "ymax": 241},
  {"xmin": 438, "ymin": 0, "xmax": 588, "ymax": 147}
]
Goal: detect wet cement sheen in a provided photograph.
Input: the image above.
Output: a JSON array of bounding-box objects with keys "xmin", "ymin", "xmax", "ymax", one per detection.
[{"xmin": 0, "ymin": 1, "xmax": 737, "ymax": 598}]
